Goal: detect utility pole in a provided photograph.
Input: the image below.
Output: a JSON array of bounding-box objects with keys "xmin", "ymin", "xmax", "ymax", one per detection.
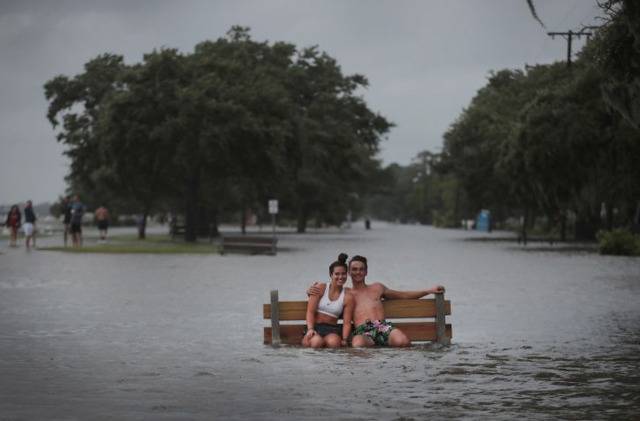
[{"xmin": 547, "ymin": 28, "xmax": 593, "ymax": 67}]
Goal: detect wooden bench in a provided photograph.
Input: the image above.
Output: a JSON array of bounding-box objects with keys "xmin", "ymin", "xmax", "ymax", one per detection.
[
  {"xmin": 170, "ymin": 224, "xmax": 186, "ymax": 239},
  {"xmin": 221, "ymin": 235, "xmax": 277, "ymax": 255},
  {"xmin": 263, "ymin": 289, "xmax": 452, "ymax": 346}
]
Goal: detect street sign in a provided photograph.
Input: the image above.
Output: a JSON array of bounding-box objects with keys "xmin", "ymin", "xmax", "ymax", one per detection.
[{"xmin": 268, "ymin": 199, "xmax": 279, "ymax": 215}]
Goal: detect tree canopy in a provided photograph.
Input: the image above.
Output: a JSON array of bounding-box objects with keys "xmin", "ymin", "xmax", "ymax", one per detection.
[
  {"xmin": 45, "ymin": 26, "xmax": 392, "ymax": 239},
  {"xmin": 369, "ymin": 3, "xmax": 640, "ymax": 240}
]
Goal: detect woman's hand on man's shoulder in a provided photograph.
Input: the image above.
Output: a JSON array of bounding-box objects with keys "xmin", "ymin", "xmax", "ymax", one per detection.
[{"xmin": 307, "ymin": 281, "xmax": 324, "ymax": 297}]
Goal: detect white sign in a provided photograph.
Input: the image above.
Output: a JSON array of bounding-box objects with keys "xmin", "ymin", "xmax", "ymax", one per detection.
[{"xmin": 268, "ymin": 199, "xmax": 279, "ymax": 215}]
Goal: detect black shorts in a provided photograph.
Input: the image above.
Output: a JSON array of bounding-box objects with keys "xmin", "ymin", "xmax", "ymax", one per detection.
[
  {"xmin": 97, "ymin": 220, "xmax": 109, "ymax": 230},
  {"xmin": 70, "ymin": 223, "xmax": 82, "ymax": 234},
  {"xmin": 303, "ymin": 323, "xmax": 341, "ymax": 337}
]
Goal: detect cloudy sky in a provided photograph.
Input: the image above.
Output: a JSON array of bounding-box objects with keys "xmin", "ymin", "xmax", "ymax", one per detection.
[{"xmin": 0, "ymin": 0, "xmax": 604, "ymax": 204}]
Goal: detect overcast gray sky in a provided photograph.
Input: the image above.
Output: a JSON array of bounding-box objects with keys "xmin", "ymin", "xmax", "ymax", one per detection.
[{"xmin": 0, "ymin": 0, "xmax": 604, "ymax": 204}]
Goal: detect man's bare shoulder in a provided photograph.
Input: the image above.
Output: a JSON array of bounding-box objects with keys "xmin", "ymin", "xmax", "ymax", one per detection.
[
  {"xmin": 306, "ymin": 281, "xmax": 327, "ymax": 297},
  {"xmin": 343, "ymin": 288, "xmax": 355, "ymax": 302},
  {"xmin": 353, "ymin": 282, "xmax": 386, "ymax": 296}
]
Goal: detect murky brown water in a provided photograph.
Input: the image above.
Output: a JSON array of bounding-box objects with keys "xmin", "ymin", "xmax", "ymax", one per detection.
[{"xmin": 1, "ymin": 223, "xmax": 638, "ymax": 419}]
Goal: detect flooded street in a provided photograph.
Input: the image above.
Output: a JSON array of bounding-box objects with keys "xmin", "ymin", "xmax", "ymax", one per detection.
[{"xmin": 1, "ymin": 223, "xmax": 639, "ymax": 420}]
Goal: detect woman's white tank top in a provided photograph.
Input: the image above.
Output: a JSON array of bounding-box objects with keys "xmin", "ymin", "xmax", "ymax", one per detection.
[{"xmin": 317, "ymin": 283, "xmax": 345, "ymax": 318}]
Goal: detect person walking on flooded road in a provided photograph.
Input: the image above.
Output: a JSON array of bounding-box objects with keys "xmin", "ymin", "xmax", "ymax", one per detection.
[
  {"xmin": 23, "ymin": 200, "xmax": 36, "ymax": 250},
  {"xmin": 69, "ymin": 195, "xmax": 84, "ymax": 247},
  {"xmin": 62, "ymin": 196, "xmax": 72, "ymax": 247},
  {"xmin": 4, "ymin": 204, "xmax": 21, "ymax": 247},
  {"xmin": 94, "ymin": 205, "xmax": 110, "ymax": 242}
]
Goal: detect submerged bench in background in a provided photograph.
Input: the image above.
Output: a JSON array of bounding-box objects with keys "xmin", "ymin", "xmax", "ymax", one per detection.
[
  {"xmin": 221, "ymin": 235, "xmax": 277, "ymax": 255},
  {"xmin": 263, "ymin": 289, "xmax": 452, "ymax": 346},
  {"xmin": 170, "ymin": 224, "xmax": 186, "ymax": 239}
]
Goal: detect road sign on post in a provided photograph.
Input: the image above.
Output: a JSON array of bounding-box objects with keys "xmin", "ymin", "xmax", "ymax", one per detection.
[
  {"xmin": 268, "ymin": 199, "xmax": 278, "ymax": 254},
  {"xmin": 268, "ymin": 199, "xmax": 278, "ymax": 215}
]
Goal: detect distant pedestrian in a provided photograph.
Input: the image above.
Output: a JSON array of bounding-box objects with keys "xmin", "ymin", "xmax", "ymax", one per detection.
[
  {"xmin": 5, "ymin": 205, "xmax": 21, "ymax": 247},
  {"xmin": 70, "ymin": 195, "xmax": 84, "ymax": 247},
  {"xmin": 94, "ymin": 205, "xmax": 110, "ymax": 242},
  {"xmin": 63, "ymin": 196, "xmax": 72, "ymax": 247},
  {"xmin": 23, "ymin": 200, "xmax": 37, "ymax": 250}
]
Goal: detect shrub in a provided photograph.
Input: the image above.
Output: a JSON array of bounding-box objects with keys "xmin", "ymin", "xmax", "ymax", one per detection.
[{"xmin": 596, "ymin": 229, "xmax": 640, "ymax": 256}]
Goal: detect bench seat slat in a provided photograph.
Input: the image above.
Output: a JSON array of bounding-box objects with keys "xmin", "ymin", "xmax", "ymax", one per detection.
[
  {"xmin": 263, "ymin": 323, "xmax": 452, "ymax": 345},
  {"xmin": 263, "ymin": 302, "xmax": 308, "ymax": 320},
  {"xmin": 221, "ymin": 236, "xmax": 277, "ymax": 255},
  {"xmin": 381, "ymin": 299, "xmax": 451, "ymax": 317},
  {"xmin": 263, "ymin": 299, "xmax": 451, "ymax": 320},
  {"xmin": 224, "ymin": 243, "xmax": 275, "ymax": 248},
  {"xmin": 223, "ymin": 236, "xmax": 276, "ymax": 244}
]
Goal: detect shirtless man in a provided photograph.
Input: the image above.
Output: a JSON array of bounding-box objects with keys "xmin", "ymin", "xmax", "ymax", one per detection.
[
  {"xmin": 309, "ymin": 255, "xmax": 445, "ymax": 347},
  {"xmin": 94, "ymin": 205, "xmax": 110, "ymax": 242}
]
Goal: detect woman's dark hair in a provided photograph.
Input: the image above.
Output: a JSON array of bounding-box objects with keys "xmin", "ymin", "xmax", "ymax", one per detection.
[
  {"xmin": 329, "ymin": 253, "xmax": 348, "ymax": 275},
  {"xmin": 349, "ymin": 255, "xmax": 368, "ymax": 270}
]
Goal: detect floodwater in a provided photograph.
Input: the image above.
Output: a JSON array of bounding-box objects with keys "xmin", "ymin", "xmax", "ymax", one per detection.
[{"xmin": 1, "ymin": 223, "xmax": 639, "ymax": 420}]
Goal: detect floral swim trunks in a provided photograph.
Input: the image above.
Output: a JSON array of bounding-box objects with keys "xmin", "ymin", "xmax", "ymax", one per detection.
[{"xmin": 353, "ymin": 319, "xmax": 394, "ymax": 345}]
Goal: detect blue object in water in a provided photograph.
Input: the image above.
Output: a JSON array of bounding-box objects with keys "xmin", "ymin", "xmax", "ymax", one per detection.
[{"xmin": 476, "ymin": 209, "xmax": 491, "ymax": 232}]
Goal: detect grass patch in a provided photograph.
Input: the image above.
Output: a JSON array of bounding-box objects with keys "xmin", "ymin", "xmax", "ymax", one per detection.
[
  {"xmin": 39, "ymin": 234, "xmax": 220, "ymax": 254},
  {"xmin": 106, "ymin": 233, "xmax": 180, "ymax": 244}
]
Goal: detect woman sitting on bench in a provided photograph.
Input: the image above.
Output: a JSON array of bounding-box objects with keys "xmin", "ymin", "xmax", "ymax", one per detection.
[{"xmin": 302, "ymin": 253, "xmax": 354, "ymax": 348}]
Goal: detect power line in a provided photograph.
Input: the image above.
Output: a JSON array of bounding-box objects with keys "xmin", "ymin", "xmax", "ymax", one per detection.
[{"xmin": 547, "ymin": 29, "xmax": 592, "ymax": 67}]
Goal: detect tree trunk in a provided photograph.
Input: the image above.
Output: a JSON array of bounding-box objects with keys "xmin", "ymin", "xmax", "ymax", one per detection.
[
  {"xmin": 633, "ymin": 201, "xmax": 640, "ymax": 234},
  {"xmin": 574, "ymin": 212, "xmax": 599, "ymax": 241},
  {"xmin": 137, "ymin": 212, "xmax": 148, "ymax": 239},
  {"xmin": 520, "ymin": 208, "xmax": 528, "ymax": 246},
  {"xmin": 197, "ymin": 204, "xmax": 211, "ymax": 237},
  {"xmin": 560, "ymin": 210, "xmax": 567, "ymax": 242},
  {"xmin": 209, "ymin": 209, "xmax": 220, "ymax": 238},
  {"xmin": 184, "ymin": 174, "xmax": 199, "ymax": 243},
  {"xmin": 546, "ymin": 212, "xmax": 554, "ymax": 245},
  {"xmin": 241, "ymin": 206, "xmax": 247, "ymax": 235},
  {"xmin": 297, "ymin": 206, "xmax": 308, "ymax": 233},
  {"xmin": 453, "ymin": 183, "xmax": 460, "ymax": 228},
  {"xmin": 527, "ymin": 211, "xmax": 536, "ymax": 229},
  {"xmin": 606, "ymin": 202, "xmax": 614, "ymax": 231}
]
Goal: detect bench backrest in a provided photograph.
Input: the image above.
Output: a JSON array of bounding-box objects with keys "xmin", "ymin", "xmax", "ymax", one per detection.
[
  {"xmin": 263, "ymin": 290, "xmax": 451, "ymax": 345},
  {"xmin": 221, "ymin": 235, "xmax": 278, "ymax": 255},
  {"xmin": 223, "ymin": 236, "xmax": 277, "ymax": 245}
]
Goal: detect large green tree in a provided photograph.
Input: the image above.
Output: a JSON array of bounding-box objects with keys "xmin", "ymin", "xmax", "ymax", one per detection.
[
  {"xmin": 45, "ymin": 27, "xmax": 391, "ymax": 239},
  {"xmin": 593, "ymin": 0, "xmax": 640, "ymax": 130},
  {"xmin": 438, "ymin": 54, "xmax": 640, "ymax": 240},
  {"xmin": 173, "ymin": 28, "xmax": 294, "ymax": 240},
  {"xmin": 44, "ymin": 54, "xmax": 126, "ymax": 208},
  {"xmin": 284, "ymin": 47, "xmax": 392, "ymax": 232},
  {"xmin": 96, "ymin": 49, "xmax": 186, "ymax": 238}
]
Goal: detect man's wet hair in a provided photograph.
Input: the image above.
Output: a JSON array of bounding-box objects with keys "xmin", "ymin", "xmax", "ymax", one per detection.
[
  {"xmin": 329, "ymin": 253, "xmax": 348, "ymax": 275},
  {"xmin": 349, "ymin": 255, "xmax": 368, "ymax": 270}
]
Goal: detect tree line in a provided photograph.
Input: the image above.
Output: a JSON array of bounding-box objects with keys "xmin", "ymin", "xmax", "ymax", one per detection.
[
  {"xmin": 47, "ymin": 1, "xmax": 639, "ymax": 244},
  {"xmin": 45, "ymin": 27, "xmax": 392, "ymax": 240},
  {"xmin": 367, "ymin": 0, "xmax": 640, "ymax": 242}
]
